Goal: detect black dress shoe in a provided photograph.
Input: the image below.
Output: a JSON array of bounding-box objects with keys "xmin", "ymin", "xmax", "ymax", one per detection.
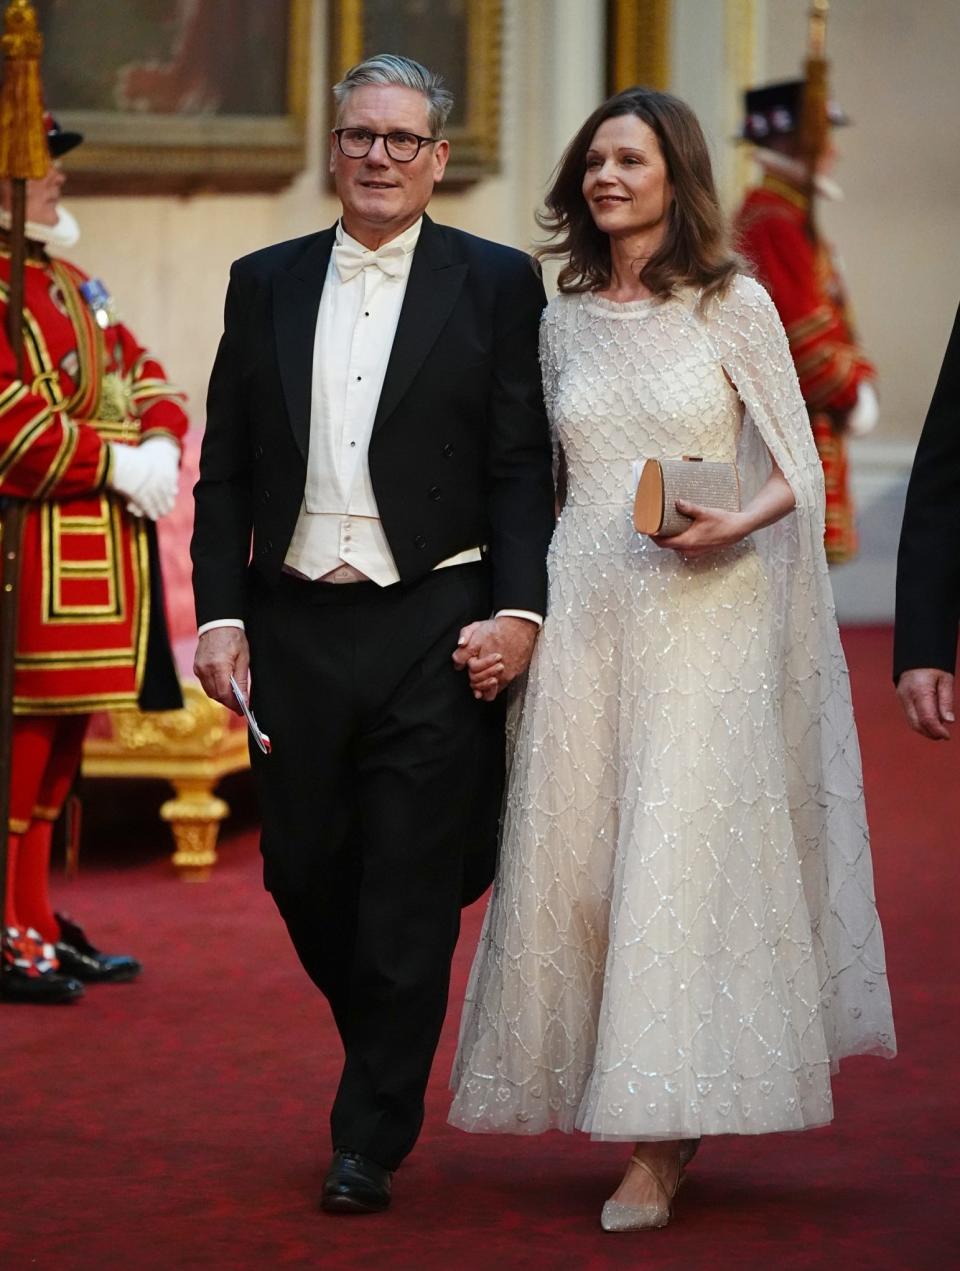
[
  {"xmin": 0, "ymin": 963, "xmax": 85, "ymax": 1003},
  {"xmin": 1, "ymin": 927, "xmax": 84, "ymax": 1004},
  {"xmin": 321, "ymin": 1150, "xmax": 392, "ymax": 1214},
  {"xmin": 54, "ymin": 913, "xmax": 142, "ymax": 984}
]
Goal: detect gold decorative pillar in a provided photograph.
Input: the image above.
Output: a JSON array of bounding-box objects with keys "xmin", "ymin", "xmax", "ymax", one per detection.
[
  {"xmin": 81, "ymin": 682, "xmax": 250, "ymax": 881},
  {"xmin": 607, "ymin": 0, "xmax": 671, "ymax": 93},
  {"xmin": 160, "ymin": 779, "xmax": 229, "ymax": 881}
]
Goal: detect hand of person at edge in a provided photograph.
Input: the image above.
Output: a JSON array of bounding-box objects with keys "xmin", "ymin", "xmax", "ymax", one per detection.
[
  {"xmin": 194, "ymin": 627, "xmax": 250, "ymax": 715},
  {"xmin": 896, "ymin": 668, "xmax": 955, "ymax": 741},
  {"xmin": 452, "ymin": 615, "xmax": 539, "ymax": 702}
]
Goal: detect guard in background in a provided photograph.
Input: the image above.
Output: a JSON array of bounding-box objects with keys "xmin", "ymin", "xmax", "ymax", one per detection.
[
  {"xmin": 0, "ymin": 117, "xmax": 188, "ymax": 1003},
  {"xmin": 734, "ymin": 80, "xmax": 878, "ymax": 564}
]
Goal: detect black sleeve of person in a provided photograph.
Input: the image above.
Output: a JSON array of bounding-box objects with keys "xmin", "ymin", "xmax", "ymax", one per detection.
[
  {"xmin": 893, "ymin": 302, "xmax": 960, "ymax": 681},
  {"xmin": 484, "ymin": 255, "xmax": 556, "ymax": 616},
  {"xmin": 191, "ymin": 263, "xmax": 255, "ymax": 629}
]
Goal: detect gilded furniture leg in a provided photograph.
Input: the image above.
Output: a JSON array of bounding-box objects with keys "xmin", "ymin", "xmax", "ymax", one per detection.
[{"xmin": 160, "ymin": 778, "xmax": 229, "ymax": 881}]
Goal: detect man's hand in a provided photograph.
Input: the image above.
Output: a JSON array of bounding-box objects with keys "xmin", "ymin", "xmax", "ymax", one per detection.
[
  {"xmin": 452, "ymin": 616, "xmax": 539, "ymax": 702},
  {"xmin": 896, "ymin": 668, "xmax": 955, "ymax": 740},
  {"xmin": 194, "ymin": 627, "xmax": 250, "ymax": 714}
]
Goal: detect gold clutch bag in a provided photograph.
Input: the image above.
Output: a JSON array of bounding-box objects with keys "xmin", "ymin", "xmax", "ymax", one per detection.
[{"xmin": 633, "ymin": 456, "xmax": 741, "ymax": 537}]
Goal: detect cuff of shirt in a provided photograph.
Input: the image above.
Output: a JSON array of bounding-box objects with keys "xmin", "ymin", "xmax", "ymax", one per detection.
[
  {"xmin": 197, "ymin": 618, "xmax": 246, "ymax": 636},
  {"xmin": 494, "ymin": 609, "xmax": 543, "ymax": 627}
]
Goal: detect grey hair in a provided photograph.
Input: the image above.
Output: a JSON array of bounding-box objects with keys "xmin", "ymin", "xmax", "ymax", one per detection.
[{"xmin": 332, "ymin": 53, "xmax": 454, "ymax": 137}]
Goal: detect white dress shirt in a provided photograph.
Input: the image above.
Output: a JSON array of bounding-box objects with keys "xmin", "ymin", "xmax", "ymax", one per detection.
[{"xmin": 198, "ymin": 217, "xmax": 541, "ymax": 634}]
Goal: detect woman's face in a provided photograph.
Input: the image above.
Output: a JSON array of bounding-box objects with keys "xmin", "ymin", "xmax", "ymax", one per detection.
[
  {"xmin": 0, "ymin": 162, "xmax": 64, "ymax": 226},
  {"xmin": 582, "ymin": 114, "xmax": 673, "ymax": 240}
]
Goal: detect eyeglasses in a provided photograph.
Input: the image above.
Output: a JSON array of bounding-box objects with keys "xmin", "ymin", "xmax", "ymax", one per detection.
[{"xmin": 333, "ymin": 127, "xmax": 439, "ymax": 162}]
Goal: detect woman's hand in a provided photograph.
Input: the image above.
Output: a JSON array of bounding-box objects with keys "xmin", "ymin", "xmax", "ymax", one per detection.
[
  {"xmin": 652, "ymin": 500, "xmax": 749, "ymax": 557},
  {"xmin": 652, "ymin": 459, "xmax": 796, "ymax": 558}
]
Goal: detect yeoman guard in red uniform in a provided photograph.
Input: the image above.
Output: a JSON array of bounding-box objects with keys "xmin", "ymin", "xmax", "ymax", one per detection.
[
  {"xmin": 1, "ymin": 117, "xmax": 187, "ymax": 1004},
  {"xmin": 735, "ymin": 81, "xmax": 878, "ymax": 564}
]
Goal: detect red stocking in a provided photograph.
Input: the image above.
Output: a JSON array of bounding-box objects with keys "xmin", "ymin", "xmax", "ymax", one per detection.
[
  {"xmin": 3, "ymin": 834, "xmax": 21, "ymax": 930},
  {"xmin": 14, "ymin": 819, "xmax": 58, "ymax": 943}
]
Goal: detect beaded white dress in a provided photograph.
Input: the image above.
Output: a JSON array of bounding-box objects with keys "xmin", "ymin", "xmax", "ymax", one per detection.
[{"xmin": 449, "ymin": 276, "xmax": 895, "ymax": 1141}]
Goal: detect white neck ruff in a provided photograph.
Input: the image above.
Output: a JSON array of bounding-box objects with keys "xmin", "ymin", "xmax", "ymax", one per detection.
[
  {"xmin": 0, "ymin": 203, "xmax": 81, "ymax": 250},
  {"xmin": 752, "ymin": 148, "xmax": 844, "ymax": 203}
]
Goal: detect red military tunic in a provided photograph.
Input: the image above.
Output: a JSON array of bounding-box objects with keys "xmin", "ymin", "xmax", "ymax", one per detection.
[
  {"xmin": 735, "ymin": 175, "xmax": 875, "ymax": 563},
  {"xmin": 0, "ymin": 243, "xmax": 188, "ymax": 713}
]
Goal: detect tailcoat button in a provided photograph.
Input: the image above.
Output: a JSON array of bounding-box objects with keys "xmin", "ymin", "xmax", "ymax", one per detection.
[
  {"xmin": 441, "ymin": 442, "xmax": 454, "ymax": 458},
  {"xmin": 413, "ymin": 534, "xmax": 427, "ymax": 549},
  {"xmin": 428, "ymin": 485, "xmax": 441, "ymax": 501}
]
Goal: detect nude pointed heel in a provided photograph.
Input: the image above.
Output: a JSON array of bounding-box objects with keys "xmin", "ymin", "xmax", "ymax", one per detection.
[{"xmin": 600, "ymin": 1151, "xmax": 681, "ymax": 1232}]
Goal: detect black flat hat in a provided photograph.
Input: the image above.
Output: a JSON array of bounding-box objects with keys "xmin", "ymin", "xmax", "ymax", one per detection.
[
  {"xmin": 738, "ymin": 80, "xmax": 849, "ymax": 143},
  {"xmin": 45, "ymin": 112, "xmax": 83, "ymax": 158}
]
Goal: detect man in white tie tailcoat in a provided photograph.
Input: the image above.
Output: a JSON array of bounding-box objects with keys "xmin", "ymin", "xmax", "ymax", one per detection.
[{"xmin": 191, "ymin": 54, "xmax": 554, "ymax": 1213}]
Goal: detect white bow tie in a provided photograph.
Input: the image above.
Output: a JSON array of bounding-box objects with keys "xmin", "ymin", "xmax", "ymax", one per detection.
[{"xmin": 333, "ymin": 238, "xmax": 408, "ymax": 282}]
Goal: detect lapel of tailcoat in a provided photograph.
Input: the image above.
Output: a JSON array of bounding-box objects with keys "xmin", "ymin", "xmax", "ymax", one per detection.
[
  {"xmin": 372, "ymin": 214, "xmax": 468, "ymax": 435},
  {"xmin": 273, "ymin": 226, "xmax": 335, "ymax": 462}
]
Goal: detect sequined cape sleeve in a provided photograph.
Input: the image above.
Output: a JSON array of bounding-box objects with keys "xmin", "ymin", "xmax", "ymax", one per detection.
[{"xmin": 697, "ymin": 274, "xmax": 895, "ymax": 1064}]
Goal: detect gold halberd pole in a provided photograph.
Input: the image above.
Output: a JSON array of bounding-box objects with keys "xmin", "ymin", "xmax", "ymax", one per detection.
[
  {"xmin": 0, "ymin": 0, "xmax": 49, "ymax": 970},
  {"xmin": 798, "ymin": 0, "xmax": 831, "ymax": 239}
]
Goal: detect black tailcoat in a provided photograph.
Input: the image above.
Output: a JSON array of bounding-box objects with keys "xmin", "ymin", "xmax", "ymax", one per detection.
[{"xmin": 192, "ymin": 214, "xmax": 554, "ymax": 625}]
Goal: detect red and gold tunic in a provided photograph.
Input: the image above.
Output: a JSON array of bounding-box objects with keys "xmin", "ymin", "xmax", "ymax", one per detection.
[
  {"xmin": 0, "ymin": 244, "xmax": 188, "ymax": 713},
  {"xmin": 735, "ymin": 175, "xmax": 875, "ymax": 563}
]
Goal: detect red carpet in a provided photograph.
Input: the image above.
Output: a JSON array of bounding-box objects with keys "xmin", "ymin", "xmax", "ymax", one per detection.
[{"xmin": 2, "ymin": 627, "xmax": 958, "ymax": 1269}]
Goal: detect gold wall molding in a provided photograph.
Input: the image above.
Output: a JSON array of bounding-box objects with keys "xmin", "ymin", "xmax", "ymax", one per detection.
[
  {"xmin": 607, "ymin": 0, "xmax": 671, "ymax": 94},
  {"xmin": 725, "ymin": 0, "xmax": 758, "ymax": 201}
]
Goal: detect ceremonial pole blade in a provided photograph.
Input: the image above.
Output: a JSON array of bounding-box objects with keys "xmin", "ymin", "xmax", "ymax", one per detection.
[{"xmin": 0, "ymin": 0, "xmax": 49, "ymax": 968}]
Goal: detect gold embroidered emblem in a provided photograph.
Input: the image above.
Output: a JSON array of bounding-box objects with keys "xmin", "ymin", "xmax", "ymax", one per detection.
[{"xmin": 98, "ymin": 372, "xmax": 132, "ymax": 423}]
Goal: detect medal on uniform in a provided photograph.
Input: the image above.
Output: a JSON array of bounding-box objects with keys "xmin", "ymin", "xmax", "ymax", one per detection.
[{"xmin": 78, "ymin": 278, "xmax": 120, "ymax": 330}]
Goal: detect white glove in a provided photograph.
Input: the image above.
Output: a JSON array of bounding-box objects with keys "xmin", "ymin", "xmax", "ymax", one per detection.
[
  {"xmin": 847, "ymin": 381, "xmax": 879, "ymax": 438},
  {"xmin": 109, "ymin": 436, "xmax": 181, "ymax": 520}
]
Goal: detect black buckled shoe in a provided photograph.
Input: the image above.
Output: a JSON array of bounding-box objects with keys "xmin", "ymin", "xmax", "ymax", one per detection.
[
  {"xmin": 54, "ymin": 913, "xmax": 142, "ymax": 984},
  {"xmin": 1, "ymin": 926, "xmax": 84, "ymax": 1004},
  {"xmin": 321, "ymin": 1149, "xmax": 392, "ymax": 1214}
]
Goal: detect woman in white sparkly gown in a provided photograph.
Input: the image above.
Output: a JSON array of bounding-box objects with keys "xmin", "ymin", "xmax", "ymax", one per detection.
[{"xmin": 449, "ymin": 88, "xmax": 895, "ymax": 1232}]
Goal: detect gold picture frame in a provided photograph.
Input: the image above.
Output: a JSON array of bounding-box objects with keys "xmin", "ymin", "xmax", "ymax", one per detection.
[
  {"xmin": 41, "ymin": 0, "xmax": 311, "ymax": 195},
  {"xmin": 329, "ymin": 0, "xmax": 502, "ymax": 185}
]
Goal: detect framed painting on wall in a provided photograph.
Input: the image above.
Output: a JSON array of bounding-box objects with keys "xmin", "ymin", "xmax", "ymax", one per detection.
[
  {"xmin": 35, "ymin": 0, "xmax": 311, "ymax": 194},
  {"xmin": 329, "ymin": 0, "xmax": 502, "ymax": 184}
]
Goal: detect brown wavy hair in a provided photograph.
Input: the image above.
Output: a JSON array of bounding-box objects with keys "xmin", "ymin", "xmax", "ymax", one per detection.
[{"xmin": 536, "ymin": 86, "xmax": 742, "ymax": 304}]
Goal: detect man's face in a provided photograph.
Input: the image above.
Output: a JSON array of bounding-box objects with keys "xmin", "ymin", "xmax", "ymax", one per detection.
[
  {"xmin": 330, "ymin": 84, "xmax": 448, "ymax": 248},
  {"xmin": 0, "ymin": 161, "xmax": 64, "ymax": 227}
]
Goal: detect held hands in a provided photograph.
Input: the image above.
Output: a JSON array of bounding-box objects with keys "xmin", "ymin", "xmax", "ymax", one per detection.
[
  {"xmin": 194, "ymin": 627, "xmax": 250, "ymax": 715},
  {"xmin": 652, "ymin": 499, "xmax": 750, "ymax": 557},
  {"xmin": 452, "ymin": 615, "xmax": 539, "ymax": 702},
  {"xmin": 896, "ymin": 668, "xmax": 955, "ymax": 741},
  {"xmin": 108, "ymin": 435, "xmax": 180, "ymax": 520}
]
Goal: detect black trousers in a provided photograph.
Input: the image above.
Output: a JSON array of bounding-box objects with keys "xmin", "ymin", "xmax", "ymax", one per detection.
[{"xmin": 246, "ymin": 563, "xmax": 504, "ymax": 1170}]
